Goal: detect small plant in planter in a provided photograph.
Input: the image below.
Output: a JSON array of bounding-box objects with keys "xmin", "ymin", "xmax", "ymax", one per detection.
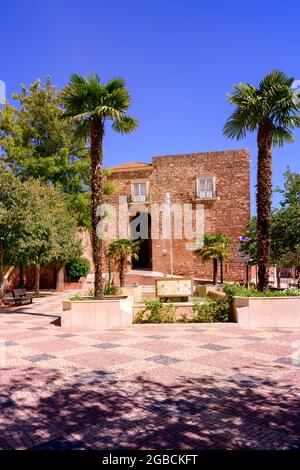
[
  {"xmin": 103, "ymin": 278, "xmax": 119, "ymax": 296},
  {"xmin": 192, "ymin": 299, "xmax": 230, "ymax": 322},
  {"xmin": 224, "ymin": 283, "xmax": 300, "ymax": 298},
  {"xmin": 134, "ymin": 298, "xmax": 177, "ymax": 323}
]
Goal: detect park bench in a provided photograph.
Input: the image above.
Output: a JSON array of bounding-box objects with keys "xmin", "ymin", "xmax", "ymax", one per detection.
[{"xmin": 3, "ymin": 288, "xmax": 33, "ymax": 306}]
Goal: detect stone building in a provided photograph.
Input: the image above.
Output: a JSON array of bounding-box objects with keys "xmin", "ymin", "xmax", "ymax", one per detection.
[{"xmin": 105, "ymin": 149, "xmax": 250, "ymax": 282}]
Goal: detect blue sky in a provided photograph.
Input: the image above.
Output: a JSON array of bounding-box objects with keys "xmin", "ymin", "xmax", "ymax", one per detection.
[{"xmin": 1, "ymin": 0, "xmax": 299, "ymax": 213}]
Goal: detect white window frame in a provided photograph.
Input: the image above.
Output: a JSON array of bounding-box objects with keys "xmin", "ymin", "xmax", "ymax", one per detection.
[
  {"xmin": 131, "ymin": 181, "xmax": 148, "ymax": 202},
  {"xmin": 196, "ymin": 176, "xmax": 216, "ymax": 199}
]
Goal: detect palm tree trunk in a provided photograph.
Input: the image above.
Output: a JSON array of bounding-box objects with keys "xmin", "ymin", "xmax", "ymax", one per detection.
[
  {"xmin": 0, "ymin": 243, "xmax": 5, "ymax": 299},
  {"xmin": 90, "ymin": 119, "xmax": 104, "ymax": 299},
  {"xmin": 119, "ymin": 259, "xmax": 125, "ymax": 287},
  {"xmin": 257, "ymin": 120, "xmax": 272, "ymax": 291},
  {"xmin": 213, "ymin": 258, "xmax": 218, "ymax": 285},
  {"xmin": 220, "ymin": 257, "xmax": 223, "ymax": 284},
  {"xmin": 35, "ymin": 264, "xmax": 40, "ymax": 296}
]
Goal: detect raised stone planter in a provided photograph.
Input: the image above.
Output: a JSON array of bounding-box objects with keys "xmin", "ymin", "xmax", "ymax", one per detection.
[
  {"xmin": 62, "ymin": 298, "xmax": 133, "ymax": 328},
  {"xmin": 232, "ymin": 296, "xmax": 300, "ymax": 327}
]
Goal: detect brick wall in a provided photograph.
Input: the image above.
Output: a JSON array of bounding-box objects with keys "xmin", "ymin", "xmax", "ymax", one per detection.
[{"xmin": 105, "ymin": 150, "xmax": 250, "ymax": 283}]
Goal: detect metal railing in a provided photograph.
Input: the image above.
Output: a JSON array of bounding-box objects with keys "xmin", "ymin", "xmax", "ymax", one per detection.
[{"xmin": 127, "ymin": 194, "xmax": 150, "ymax": 203}]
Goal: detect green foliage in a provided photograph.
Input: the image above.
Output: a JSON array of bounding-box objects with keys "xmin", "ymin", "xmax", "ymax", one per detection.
[
  {"xmin": 0, "ymin": 164, "xmax": 81, "ymax": 271},
  {"xmin": 0, "ymin": 77, "xmax": 91, "ymax": 227},
  {"xmin": 223, "ymin": 70, "xmax": 300, "ymax": 145},
  {"xmin": 108, "ymin": 238, "xmax": 140, "ymax": 265},
  {"xmin": 241, "ymin": 170, "xmax": 300, "ymax": 267},
  {"xmin": 192, "ymin": 299, "xmax": 230, "ymax": 322},
  {"xmin": 224, "ymin": 283, "xmax": 300, "ymax": 297},
  {"xmin": 66, "ymin": 257, "xmax": 90, "ymax": 281},
  {"xmin": 69, "ymin": 288, "xmax": 95, "ymax": 301},
  {"xmin": 0, "ymin": 77, "xmax": 116, "ymax": 228},
  {"xmin": 61, "ymin": 73, "xmax": 139, "ymax": 139},
  {"xmin": 103, "ymin": 278, "xmax": 119, "ymax": 295},
  {"xmin": 195, "ymin": 233, "xmax": 231, "ymax": 283},
  {"xmin": 134, "ymin": 299, "xmax": 177, "ymax": 324},
  {"xmin": 195, "ymin": 233, "xmax": 231, "ymax": 261}
]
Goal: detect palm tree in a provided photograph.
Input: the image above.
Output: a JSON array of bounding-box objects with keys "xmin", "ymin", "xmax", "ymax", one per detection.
[
  {"xmin": 62, "ymin": 74, "xmax": 139, "ymax": 299},
  {"xmin": 195, "ymin": 233, "xmax": 230, "ymax": 285},
  {"xmin": 107, "ymin": 239, "xmax": 140, "ymax": 287},
  {"xmin": 217, "ymin": 235, "xmax": 231, "ymax": 284},
  {"xmin": 224, "ymin": 71, "xmax": 300, "ymax": 290}
]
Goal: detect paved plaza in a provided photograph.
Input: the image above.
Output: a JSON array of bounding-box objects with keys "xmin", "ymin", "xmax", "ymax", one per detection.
[{"xmin": 0, "ymin": 293, "xmax": 300, "ymax": 450}]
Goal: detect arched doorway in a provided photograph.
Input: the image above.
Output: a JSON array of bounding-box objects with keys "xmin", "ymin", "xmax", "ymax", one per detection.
[{"xmin": 129, "ymin": 212, "xmax": 152, "ymax": 270}]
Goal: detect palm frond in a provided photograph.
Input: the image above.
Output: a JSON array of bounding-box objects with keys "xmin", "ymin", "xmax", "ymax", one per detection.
[
  {"xmin": 112, "ymin": 115, "xmax": 140, "ymax": 134},
  {"xmin": 224, "ymin": 70, "xmax": 300, "ymax": 145},
  {"xmin": 106, "ymin": 78, "xmax": 126, "ymax": 93}
]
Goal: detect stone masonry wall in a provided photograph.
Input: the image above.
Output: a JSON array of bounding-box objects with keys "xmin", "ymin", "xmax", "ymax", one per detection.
[{"xmin": 105, "ymin": 150, "xmax": 250, "ymax": 283}]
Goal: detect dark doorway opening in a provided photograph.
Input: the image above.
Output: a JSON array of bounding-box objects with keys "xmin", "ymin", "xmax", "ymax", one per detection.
[{"xmin": 130, "ymin": 212, "xmax": 152, "ymax": 270}]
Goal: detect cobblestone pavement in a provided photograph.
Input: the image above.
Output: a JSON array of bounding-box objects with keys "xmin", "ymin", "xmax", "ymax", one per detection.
[{"xmin": 0, "ymin": 292, "xmax": 300, "ymax": 450}]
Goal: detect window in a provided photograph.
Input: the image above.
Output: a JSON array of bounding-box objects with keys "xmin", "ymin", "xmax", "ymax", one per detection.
[
  {"xmin": 196, "ymin": 176, "xmax": 216, "ymax": 199},
  {"xmin": 132, "ymin": 182, "xmax": 147, "ymax": 202}
]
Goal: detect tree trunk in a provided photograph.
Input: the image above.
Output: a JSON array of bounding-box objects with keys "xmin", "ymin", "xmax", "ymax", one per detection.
[
  {"xmin": 213, "ymin": 258, "xmax": 218, "ymax": 285},
  {"xmin": 19, "ymin": 265, "xmax": 24, "ymax": 289},
  {"xmin": 0, "ymin": 243, "xmax": 5, "ymax": 299},
  {"xmin": 257, "ymin": 120, "xmax": 272, "ymax": 290},
  {"xmin": 90, "ymin": 120, "xmax": 104, "ymax": 299},
  {"xmin": 35, "ymin": 264, "xmax": 40, "ymax": 296},
  {"xmin": 119, "ymin": 259, "xmax": 125, "ymax": 287},
  {"xmin": 220, "ymin": 257, "xmax": 223, "ymax": 284},
  {"xmin": 56, "ymin": 266, "xmax": 65, "ymax": 292},
  {"xmin": 276, "ymin": 266, "xmax": 281, "ymax": 289}
]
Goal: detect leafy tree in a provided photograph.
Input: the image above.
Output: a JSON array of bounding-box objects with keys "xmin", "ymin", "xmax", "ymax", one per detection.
[
  {"xmin": 0, "ymin": 77, "xmax": 116, "ymax": 228},
  {"xmin": 0, "ymin": 164, "xmax": 81, "ymax": 295},
  {"xmin": 241, "ymin": 170, "xmax": 300, "ymax": 287},
  {"xmin": 224, "ymin": 71, "xmax": 300, "ymax": 290},
  {"xmin": 195, "ymin": 233, "xmax": 231, "ymax": 285},
  {"xmin": 108, "ymin": 238, "xmax": 140, "ymax": 287},
  {"xmin": 62, "ymin": 73, "xmax": 139, "ymax": 298}
]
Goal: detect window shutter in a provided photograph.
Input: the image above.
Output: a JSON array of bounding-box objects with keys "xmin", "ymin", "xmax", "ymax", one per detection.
[
  {"xmin": 206, "ymin": 177, "xmax": 214, "ymax": 198},
  {"xmin": 197, "ymin": 176, "xmax": 215, "ymax": 198},
  {"xmin": 139, "ymin": 183, "xmax": 146, "ymax": 196},
  {"xmin": 198, "ymin": 177, "xmax": 206, "ymax": 198}
]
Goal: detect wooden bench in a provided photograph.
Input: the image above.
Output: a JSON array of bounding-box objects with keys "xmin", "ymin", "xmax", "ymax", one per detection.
[{"xmin": 4, "ymin": 289, "xmax": 33, "ymax": 306}]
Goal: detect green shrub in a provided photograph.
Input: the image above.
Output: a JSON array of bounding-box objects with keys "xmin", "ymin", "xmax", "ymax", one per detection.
[
  {"xmin": 224, "ymin": 283, "xmax": 300, "ymax": 298},
  {"xmin": 192, "ymin": 299, "xmax": 230, "ymax": 322},
  {"xmin": 134, "ymin": 298, "xmax": 177, "ymax": 323},
  {"xmin": 103, "ymin": 278, "xmax": 119, "ymax": 295},
  {"xmin": 66, "ymin": 257, "xmax": 90, "ymax": 281}
]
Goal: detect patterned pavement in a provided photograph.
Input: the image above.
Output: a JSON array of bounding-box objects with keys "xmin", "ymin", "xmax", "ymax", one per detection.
[{"xmin": 0, "ymin": 292, "xmax": 300, "ymax": 450}]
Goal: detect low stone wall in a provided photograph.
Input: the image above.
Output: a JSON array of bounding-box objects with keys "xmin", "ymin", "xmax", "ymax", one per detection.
[
  {"xmin": 233, "ymin": 296, "xmax": 300, "ymax": 327},
  {"xmin": 62, "ymin": 298, "xmax": 133, "ymax": 328}
]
